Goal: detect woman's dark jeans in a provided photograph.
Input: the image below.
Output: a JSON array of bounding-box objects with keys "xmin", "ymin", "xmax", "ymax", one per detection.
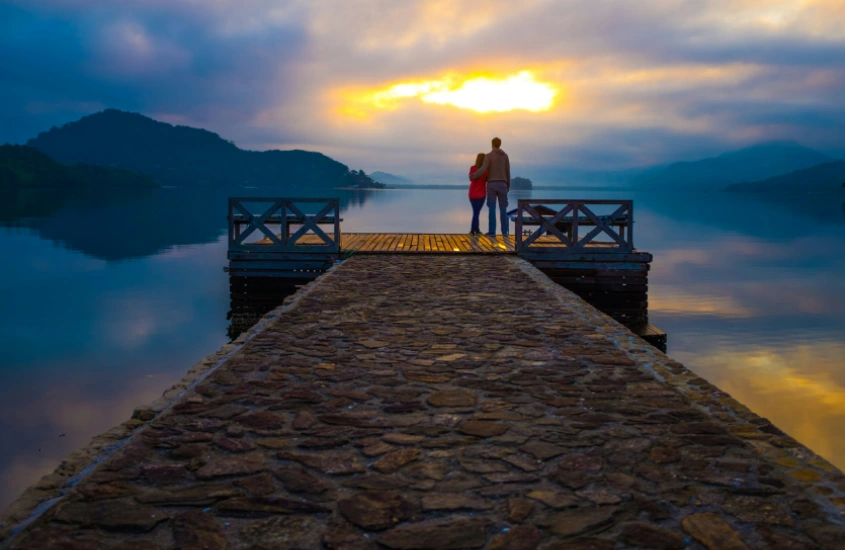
[{"xmin": 470, "ymin": 197, "xmax": 485, "ymax": 233}]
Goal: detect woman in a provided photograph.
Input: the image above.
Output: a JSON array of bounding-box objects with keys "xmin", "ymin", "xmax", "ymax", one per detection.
[{"xmin": 468, "ymin": 153, "xmax": 487, "ymax": 235}]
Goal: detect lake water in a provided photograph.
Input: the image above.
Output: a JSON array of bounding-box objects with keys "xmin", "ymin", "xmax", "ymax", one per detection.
[{"xmin": 1, "ymin": 185, "xmax": 844, "ymax": 510}]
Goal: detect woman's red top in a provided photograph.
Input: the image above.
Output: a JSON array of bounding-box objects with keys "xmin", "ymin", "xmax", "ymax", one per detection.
[{"xmin": 468, "ymin": 166, "xmax": 487, "ymax": 199}]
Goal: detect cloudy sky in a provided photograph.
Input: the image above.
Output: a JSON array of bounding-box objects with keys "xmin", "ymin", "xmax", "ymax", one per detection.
[{"xmin": 1, "ymin": 0, "xmax": 844, "ymax": 175}]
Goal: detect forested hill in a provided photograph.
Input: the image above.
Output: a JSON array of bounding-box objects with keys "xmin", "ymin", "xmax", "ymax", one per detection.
[
  {"xmin": 26, "ymin": 109, "xmax": 355, "ymax": 188},
  {"xmin": 724, "ymin": 161, "xmax": 845, "ymax": 192},
  {"xmin": 0, "ymin": 144, "xmax": 157, "ymax": 188}
]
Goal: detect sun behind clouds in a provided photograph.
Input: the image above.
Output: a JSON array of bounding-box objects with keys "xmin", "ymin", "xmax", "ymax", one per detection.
[{"xmin": 348, "ymin": 71, "xmax": 559, "ymax": 116}]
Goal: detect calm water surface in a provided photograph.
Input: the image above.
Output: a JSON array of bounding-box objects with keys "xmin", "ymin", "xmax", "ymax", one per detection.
[{"xmin": 0, "ymin": 186, "xmax": 843, "ymax": 509}]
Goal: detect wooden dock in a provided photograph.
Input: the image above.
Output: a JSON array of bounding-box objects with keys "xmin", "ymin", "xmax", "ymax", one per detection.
[
  {"xmin": 225, "ymin": 198, "xmax": 663, "ymax": 350},
  {"xmin": 250, "ymin": 233, "xmax": 652, "ymax": 255}
]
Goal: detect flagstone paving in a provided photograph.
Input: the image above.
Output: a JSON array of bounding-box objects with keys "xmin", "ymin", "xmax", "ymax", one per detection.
[{"xmin": 4, "ymin": 255, "xmax": 845, "ymax": 549}]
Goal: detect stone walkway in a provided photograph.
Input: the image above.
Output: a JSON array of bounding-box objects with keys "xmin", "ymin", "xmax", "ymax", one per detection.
[{"xmin": 4, "ymin": 255, "xmax": 845, "ymax": 549}]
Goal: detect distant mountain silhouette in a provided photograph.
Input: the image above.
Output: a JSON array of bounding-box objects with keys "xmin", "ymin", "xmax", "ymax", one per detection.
[
  {"xmin": 632, "ymin": 142, "xmax": 833, "ymax": 188},
  {"xmin": 371, "ymin": 171, "xmax": 413, "ymax": 185},
  {"xmin": 724, "ymin": 161, "xmax": 845, "ymax": 192},
  {"xmin": 0, "ymin": 144, "xmax": 157, "ymax": 188},
  {"xmin": 27, "ymin": 109, "xmax": 362, "ymax": 188},
  {"xmin": 345, "ymin": 170, "xmax": 386, "ymax": 189}
]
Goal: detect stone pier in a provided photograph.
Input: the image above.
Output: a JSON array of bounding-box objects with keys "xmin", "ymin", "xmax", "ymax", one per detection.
[{"xmin": 2, "ymin": 255, "xmax": 844, "ymax": 549}]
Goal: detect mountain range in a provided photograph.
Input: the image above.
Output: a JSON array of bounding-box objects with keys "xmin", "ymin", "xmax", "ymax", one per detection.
[
  {"xmin": 631, "ymin": 141, "xmax": 835, "ymax": 189},
  {"xmin": 371, "ymin": 171, "xmax": 413, "ymax": 186},
  {"xmin": 725, "ymin": 161, "xmax": 845, "ymax": 192},
  {"xmin": 26, "ymin": 109, "xmax": 367, "ymax": 189},
  {"xmin": 13, "ymin": 108, "xmax": 845, "ymax": 192}
]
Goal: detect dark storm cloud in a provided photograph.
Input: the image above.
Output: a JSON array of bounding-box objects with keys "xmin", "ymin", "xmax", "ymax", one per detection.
[{"xmin": 0, "ymin": 1, "xmax": 308, "ymax": 144}]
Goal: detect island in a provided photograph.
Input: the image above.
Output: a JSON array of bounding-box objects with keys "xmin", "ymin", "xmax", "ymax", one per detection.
[{"xmin": 511, "ymin": 176, "xmax": 533, "ymax": 190}]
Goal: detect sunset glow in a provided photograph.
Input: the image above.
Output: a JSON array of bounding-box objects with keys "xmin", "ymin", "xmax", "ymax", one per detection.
[{"xmin": 366, "ymin": 71, "xmax": 558, "ymax": 113}]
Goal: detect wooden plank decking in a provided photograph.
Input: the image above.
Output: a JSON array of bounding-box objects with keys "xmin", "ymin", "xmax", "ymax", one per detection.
[
  {"xmin": 253, "ymin": 233, "xmax": 637, "ymax": 254},
  {"xmin": 342, "ymin": 233, "xmax": 514, "ymax": 253}
]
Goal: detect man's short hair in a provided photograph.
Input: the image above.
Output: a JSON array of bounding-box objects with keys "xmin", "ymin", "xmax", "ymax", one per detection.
[{"xmin": 492, "ymin": 137, "xmax": 502, "ymax": 148}]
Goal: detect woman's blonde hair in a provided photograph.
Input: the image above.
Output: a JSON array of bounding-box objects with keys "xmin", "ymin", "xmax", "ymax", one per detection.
[{"xmin": 474, "ymin": 153, "xmax": 485, "ymax": 169}]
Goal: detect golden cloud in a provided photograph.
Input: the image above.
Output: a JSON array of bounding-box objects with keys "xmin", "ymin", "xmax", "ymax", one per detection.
[{"xmin": 339, "ymin": 70, "xmax": 560, "ymax": 117}]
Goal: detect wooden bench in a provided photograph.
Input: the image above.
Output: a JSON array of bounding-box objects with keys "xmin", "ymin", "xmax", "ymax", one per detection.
[{"xmin": 508, "ymin": 204, "xmax": 630, "ymax": 241}]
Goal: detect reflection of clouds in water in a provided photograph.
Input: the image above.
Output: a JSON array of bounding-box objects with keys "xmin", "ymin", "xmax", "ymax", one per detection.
[
  {"xmin": 150, "ymin": 243, "xmax": 214, "ymax": 261},
  {"xmin": 98, "ymin": 296, "xmax": 196, "ymax": 350},
  {"xmin": 645, "ymin": 207, "xmax": 845, "ymax": 468},
  {"xmin": 0, "ymin": 233, "xmax": 107, "ymax": 276},
  {"xmin": 5, "ymin": 377, "xmax": 168, "ymax": 432},
  {"xmin": 649, "ymin": 291, "xmax": 754, "ymax": 318},
  {"xmin": 654, "ymin": 234, "xmax": 845, "ymax": 276},
  {"xmin": 675, "ymin": 342, "xmax": 845, "ymax": 468},
  {"xmin": 651, "ymin": 233, "xmax": 845, "ymax": 319},
  {"xmin": 0, "ymin": 455, "xmax": 60, "ymax": 511},
  {"xmin": 657, "ymin": 249, "xmax": 711, "ymax": 266},
  {"xmin": 735, "ymin": 281, "xmax": 836, "ymax": 315},
  {"xmin": 718, "ymin": 234, "xmax": 845, "ymax": 262},
  {"xmin": 719, "ymin": 238, "xmax": 790, "ymax": 259},
  {"xmin": 107, "ymin": 316, "xmax": 156, "ymax": 349},
  {"xmin": 0, "ymin": 378, "xmax": 171, "ymax": 509},
  {"xmin": 652, "ymin": 280, "xmax": 843, "ymax": 319}
]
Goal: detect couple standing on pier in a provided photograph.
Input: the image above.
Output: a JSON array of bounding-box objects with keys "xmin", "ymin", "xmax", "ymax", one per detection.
[{"xmin": 468, "ymin": 136, "xmax": 510, "ymax": 237}]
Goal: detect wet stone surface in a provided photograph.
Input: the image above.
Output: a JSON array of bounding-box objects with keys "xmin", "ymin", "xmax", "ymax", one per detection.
[{"xmin": 5, "ymin": 255, "xmax": 845, "ymax": 549}]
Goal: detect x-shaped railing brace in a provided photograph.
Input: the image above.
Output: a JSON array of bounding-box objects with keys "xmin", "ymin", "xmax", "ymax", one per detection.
[
  {"xmin": 286, "ymin": 202, "xmax": 336, "ymax": 247},
  {"xmin": 577, "ymin": 203, "xmax": 629, "ymax": 248},
  {"xmin": 522, "ymin": 203, "xmax": 574, "ymax": 247},
  {"xmin": 233, "ymin": 200, "xmax": 283, "ymax": 246}
]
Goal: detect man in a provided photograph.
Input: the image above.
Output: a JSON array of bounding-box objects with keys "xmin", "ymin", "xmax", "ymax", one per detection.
[{"xmin": 469, "ymin": 137, "xmax": 510, "ymax": 237}]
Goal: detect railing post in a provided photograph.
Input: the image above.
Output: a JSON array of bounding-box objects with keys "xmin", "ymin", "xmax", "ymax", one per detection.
[
  {"xmin": 227, "ymin": 198, "xmax": 235, "ymax": 246},
  {"xmin": 281, "ymin": 200, "xmax": 289, "ymax": 246},
  {"xmin": 515, "ymin": 200, "xmax": 524, "ymax": 253},
  {"xmin": 571, "ymin": 201, "xmax": 579, "ymax": 248},
  {"xmin": 627, "ymin": 200, "xmax": 634, "ymax": 250},
  {"xmin": 332, "ymin": 198, "xmax": 341, "ymax": 250}
]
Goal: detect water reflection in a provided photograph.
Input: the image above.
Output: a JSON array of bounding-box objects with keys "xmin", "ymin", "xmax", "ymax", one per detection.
[
  {"xmin": 0, "ymin": 371, "xmax": 174, "ymax": 507},
  {"xmin": 0, "ymin": 186, "xmax": 843, "ymax": 511},
  {"xmin": 670, "ymin": 341, "xmax": 845, "ymax": 468},
  {"xmin": 643, "ymin": 190, "xmax": 845, "ymax": 470},
  {"xmin": 0, "ymin": 187, "xmax": 383, "ymax": 261}
]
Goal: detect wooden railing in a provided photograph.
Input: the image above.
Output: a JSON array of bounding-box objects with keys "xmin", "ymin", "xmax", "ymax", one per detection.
[
  {"xmin": 514, "ymin": 199, "xmax": 634, "ymax": 253},
  {"xmin": 227, "ymin": 197, "xmax": 340, "ymax": 253}
]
